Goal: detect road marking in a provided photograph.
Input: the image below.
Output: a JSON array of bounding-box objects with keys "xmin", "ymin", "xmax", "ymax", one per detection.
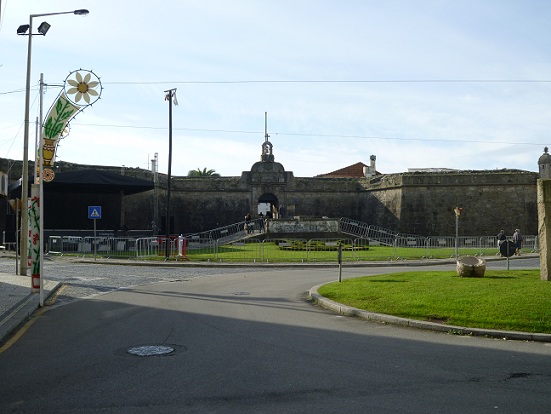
[
  {"xmin": 0, "ymin": 308, "xmax": 46, "ymax": 354},
  {"xmin": 0, "ymin": 285, "xmax": 66, "ymax": 354}
]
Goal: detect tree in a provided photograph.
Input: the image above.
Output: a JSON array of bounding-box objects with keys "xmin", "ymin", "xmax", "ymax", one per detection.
[{"xmin": 187, "ymin": 167, "xmax": 220, "ymax": 178}]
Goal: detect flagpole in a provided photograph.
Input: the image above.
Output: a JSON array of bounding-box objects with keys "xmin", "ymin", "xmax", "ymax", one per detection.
[{"xmin": 164, "ymin": 88, "xmax": 177, "ymax": 260}]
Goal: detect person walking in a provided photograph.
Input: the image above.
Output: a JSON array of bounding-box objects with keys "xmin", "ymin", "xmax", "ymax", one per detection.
[
  {"xmin": 244, "ymin": 213, "xmax": 252, "ymax": 234},
  {"xmin": 512, "ymin": 229, "xmax": 523, "ymax": 255},
  {"xmin": 497, "ymin": 230, "xmax": 506, "ymax": 256},
  {"xmin": 258, "ymin": 212, "xmax": 265, "ymax": 233},
  {"xmin": 497, "ymin": 230, "xmax": 506, "ymax": 246}
]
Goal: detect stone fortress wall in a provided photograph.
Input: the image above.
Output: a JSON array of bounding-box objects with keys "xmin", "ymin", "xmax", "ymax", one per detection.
[
  {"xmin": 123, "ymin": 166, "xmax": 538, "ymax": 238},
  {"xmin": 0, "ymin": 145, "xmax": 542, "ymax": 238}
]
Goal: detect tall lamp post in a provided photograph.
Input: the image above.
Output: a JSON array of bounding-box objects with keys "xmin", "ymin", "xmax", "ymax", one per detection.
[
  {"xmin": 164, "ymin": 88, "xmax": 177, "ymax": 260},
  {"xmin": 17, "ymin": 9, "xmax": 89, "ymax": 276},
  {"xmin": 454, "ymin": 207, "xmax": 462, "ymax": 258}
]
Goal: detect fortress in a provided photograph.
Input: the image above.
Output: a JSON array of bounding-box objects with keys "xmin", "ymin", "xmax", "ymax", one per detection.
[{"xmin": 0, "ymin": 137, "xmax": 547, "ymax": 239}]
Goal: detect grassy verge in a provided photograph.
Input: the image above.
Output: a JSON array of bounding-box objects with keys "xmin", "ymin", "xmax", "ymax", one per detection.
[
  {"xmin": 317, "ymin": 270, "xmax": 551, "ymax": 333},
  {"xmin": 64, "ymin": 241, "xmax": 506, "ymax": 262},
  {"xmin": 182, "ymin": 244, "xmax": 499, "ymax": 262}
]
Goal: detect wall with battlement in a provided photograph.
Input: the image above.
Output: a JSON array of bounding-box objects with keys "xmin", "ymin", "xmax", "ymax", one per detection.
[
  {"xmin": 359, "ymin": 170, "xmax": 538, "ymax": 235},
  {"xmin": 0, "ymin": 158, "xmax": 539, "ymax": 237}
]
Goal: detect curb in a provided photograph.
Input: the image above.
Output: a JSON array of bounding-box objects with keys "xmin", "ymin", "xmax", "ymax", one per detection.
[
  {"xmin": 0, "ymin": 280, "xmax": 60, "ymax": 345},
  {"xmin": 308, "ymin": 283, "xmax": 551, "ymax": 343},
  {"xmin": 68, "ymin": 253, "xmax": 537, "ymax": 268}
]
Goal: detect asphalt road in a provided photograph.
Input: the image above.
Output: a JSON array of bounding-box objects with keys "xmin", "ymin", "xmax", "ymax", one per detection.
[{"xmin": 0, "ymin": 257, "xmax": 549, "ymax": 413}]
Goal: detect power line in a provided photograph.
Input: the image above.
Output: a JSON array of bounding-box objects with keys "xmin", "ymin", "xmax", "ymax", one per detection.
[
  {"xmin": 72, "ymin": 122, "xmax": 547, "ymax": 147},
  {"xmin": 74, "ymin": 123, "xmax": 259, "ymax": 134},
  {"xmin": 0, "ymin": 87, "xmax": 28, "ymax": 95},
  {"xmin": 101, "ymin": 79, "xmax": 551, "ymax": 85},
  {"xmin": 3, "ymin": 78, "xmax": 550, "ymax": 95}
]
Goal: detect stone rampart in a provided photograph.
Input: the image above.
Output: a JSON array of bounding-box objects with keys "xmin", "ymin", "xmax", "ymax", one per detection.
[
  {"xmin": 0, "ymin": 158, "xmax": 540, "ymax": 238},
  {"xmin": 359, "ymin": 170, "xmax": 538, "ymax": 235}
]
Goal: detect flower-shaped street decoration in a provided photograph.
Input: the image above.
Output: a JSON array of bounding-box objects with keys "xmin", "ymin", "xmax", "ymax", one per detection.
[{"xmin": 64, "ymin": 69, "xmax": 102, "ymax": 106}]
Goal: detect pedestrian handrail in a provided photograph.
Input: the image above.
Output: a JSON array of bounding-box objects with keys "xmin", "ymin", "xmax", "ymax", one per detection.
[{"xmin": 185, "ymin": 217, "xmax": 265, "ymax": 244}]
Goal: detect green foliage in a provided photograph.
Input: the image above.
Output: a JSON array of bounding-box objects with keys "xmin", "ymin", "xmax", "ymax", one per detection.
[
  {"xmin": 187, "ymin": 167, "xmax": 220, "ymax": 178},
  {"xmin": 318, "ymin": 270, "xmax": 551, "ymax": 333},
  {"xmin": 277, "ymin": 240, "xmax": 367, "ymax": 252}
]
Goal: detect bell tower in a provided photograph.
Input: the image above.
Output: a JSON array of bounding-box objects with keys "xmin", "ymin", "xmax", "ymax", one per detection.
[
  {"xmin": 261, "ymin": 112, "xmax": 274, "ymax": 162},
  {"xmin": 248, "ymin": 112, "xmax": 290, "ymax": 218},
  {"xmin": 538, "ymin": 147, "xmax": 551, "ymax": 179}
]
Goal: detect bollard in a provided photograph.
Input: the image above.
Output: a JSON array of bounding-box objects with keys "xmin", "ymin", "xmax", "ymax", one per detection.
[{"xmin": 338, "ymin": 243, "xmax": 342, "ymax": 282}]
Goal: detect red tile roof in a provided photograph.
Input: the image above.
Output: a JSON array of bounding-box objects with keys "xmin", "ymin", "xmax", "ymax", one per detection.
[{"xmin": 316, "ymin": 162, "xmax": 377, "ymax": 178}]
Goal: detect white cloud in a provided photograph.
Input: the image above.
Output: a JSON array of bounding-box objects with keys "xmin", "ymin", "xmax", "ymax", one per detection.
[{"xmin": 1, "ymin": 0, "xmax": 551, "ymax": 178}]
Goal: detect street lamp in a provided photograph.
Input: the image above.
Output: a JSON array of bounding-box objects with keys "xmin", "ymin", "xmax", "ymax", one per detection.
[
  {"xmin": 17, "ymin": 9, "xmax": 89, "ymax": 276},
  {"xmin": 164, "ymin": 88, "xmax": 177, "ymax": 260}
]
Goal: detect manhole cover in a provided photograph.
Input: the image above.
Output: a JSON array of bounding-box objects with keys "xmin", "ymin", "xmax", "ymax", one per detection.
[{"xmin": 127, "ymin": 345, "xmax": 175, "ymax": 357}]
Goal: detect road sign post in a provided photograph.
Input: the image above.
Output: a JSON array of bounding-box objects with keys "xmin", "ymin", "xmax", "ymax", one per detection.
[
  {"xmin": 88, "ymin": 206, "xmax": 102, "ymax": 261},
  {"xmin": 338, "ymin": 243, "xmax": 343, "ymax": 282},
  {"xmin": 500, "ymin": 239, "xmax": 516, "ymax": 270}
]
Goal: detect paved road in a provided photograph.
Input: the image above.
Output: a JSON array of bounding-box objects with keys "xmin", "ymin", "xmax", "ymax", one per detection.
[
  {"xmin": 0, "ymin": 257, "xmax": 549, "ymax": 413},
  {"xmin": 0, "ymin": 256, "xmax": 265, "ymax": 307},
  {"xmin": 0, "ymin": 255, "xmax": 539, "ymax": 305}
]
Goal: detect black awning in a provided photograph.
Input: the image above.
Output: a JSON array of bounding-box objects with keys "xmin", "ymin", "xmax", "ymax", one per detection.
[{"xmin": 9, "ymin": 169, "xmax": 154, "ymax": 196}]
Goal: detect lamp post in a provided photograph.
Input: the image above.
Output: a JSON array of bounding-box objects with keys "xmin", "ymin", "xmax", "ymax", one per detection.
[
  {"xmin": 164, "ymin": 88, "xmax": 177, "ymax": 260},
  {"xmin": 454, "ymin": 207, "xmax": 462, "ymax": 258},
  {"xmin": 18, "ymin": 9, "xmax": 89, "ymax": 276}
]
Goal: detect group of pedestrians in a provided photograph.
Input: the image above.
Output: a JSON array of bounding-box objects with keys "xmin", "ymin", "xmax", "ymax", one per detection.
[
  {"xmin": 244, "ymin": 204, "xmax": 287, "ymax": 235},
  {"xmin": 497, "ymin": 228, "xmax": 523, "ymax": 256},
  {"xmin": 244, "ymin": 212, "xmax": 267, "ymax": 234}
]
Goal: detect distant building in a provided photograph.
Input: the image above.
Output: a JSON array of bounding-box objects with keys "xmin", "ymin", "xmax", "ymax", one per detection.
[{"xmin": 317, "ymin": 155, "xmax": 380, "ymax": 178}]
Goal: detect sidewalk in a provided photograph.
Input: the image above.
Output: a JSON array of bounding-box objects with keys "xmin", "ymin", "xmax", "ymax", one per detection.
[{"xmin": 0, "ymin": 272, "xmax": 59, "ymax": 344}]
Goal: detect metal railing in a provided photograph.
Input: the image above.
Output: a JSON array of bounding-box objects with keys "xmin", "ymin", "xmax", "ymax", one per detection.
[
  {"xmin": 185, "ymin": 218, "xmax": 266, "ymax": 244},
  {"xmin": 44, "ymin": 217, "xmax": 538, "ymax": 262}
]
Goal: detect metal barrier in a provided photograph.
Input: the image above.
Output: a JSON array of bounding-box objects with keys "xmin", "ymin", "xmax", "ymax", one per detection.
[
  {"xmin": 135, "ymin": 237, "xmax": 184, "ymax": 258},
  {"xmin": 48, "ymin": 235, "xmax": 178, "ymax": 258},
  {"xmin": 45, "ymin": 217, "xmax": 538, "ymax": 261},
  {"xmin": 261, "ymin": 238, "xmax": 309, "ymax": 262},
  {"xmin": 48, "ymin": 236, "xmax": 85, "ymax": 254}
]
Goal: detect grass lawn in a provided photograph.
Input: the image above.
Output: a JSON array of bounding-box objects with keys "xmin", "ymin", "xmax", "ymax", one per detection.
[
  {"xmin": 80, "ymin": 239, "xmax": 503, "ymax": 262},
  {"xmin": 181, "ymin": 243, "xmax": 498, "ymax": 262},
  {"xmin": 318, "ymin": 269, "xmax": 551, "ymax": 334}
]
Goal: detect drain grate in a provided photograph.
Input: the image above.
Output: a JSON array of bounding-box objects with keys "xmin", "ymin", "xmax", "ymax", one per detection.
[
  {"xmin": 127, "ymin": 345, "xmax": 175, "ymax": 357},
  {"xmin": 232, "ymin": 292, "xmax": 251, "ymax": 296}
]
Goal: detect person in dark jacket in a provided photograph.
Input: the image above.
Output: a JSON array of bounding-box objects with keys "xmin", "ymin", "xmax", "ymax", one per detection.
[
  {"xmin": 497, "ymin": 230, "xmax": 506, "ymax": 256},
  {"xmin": 497, "ymin": 230, "xmax": 506, "ymax": 246},
  {"xmin": 512, "ymin": 229, "xmax": 523, "ymax": 255}
]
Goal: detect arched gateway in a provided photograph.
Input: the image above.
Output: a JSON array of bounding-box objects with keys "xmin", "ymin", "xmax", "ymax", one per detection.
[{"xmin": 257, "ymin": 193, "xmax": 278, "ymax": 217}]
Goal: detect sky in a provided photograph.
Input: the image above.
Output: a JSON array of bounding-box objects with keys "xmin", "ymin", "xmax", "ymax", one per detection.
[{"xmin": 1, "ymin": 0, "xmax": 551, "ymax": 178}]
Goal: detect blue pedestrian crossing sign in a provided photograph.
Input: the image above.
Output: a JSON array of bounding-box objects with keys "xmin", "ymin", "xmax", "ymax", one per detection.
[{"xmin": 88, "ymin": 206, "xmax": 102, "ymax": 219}]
